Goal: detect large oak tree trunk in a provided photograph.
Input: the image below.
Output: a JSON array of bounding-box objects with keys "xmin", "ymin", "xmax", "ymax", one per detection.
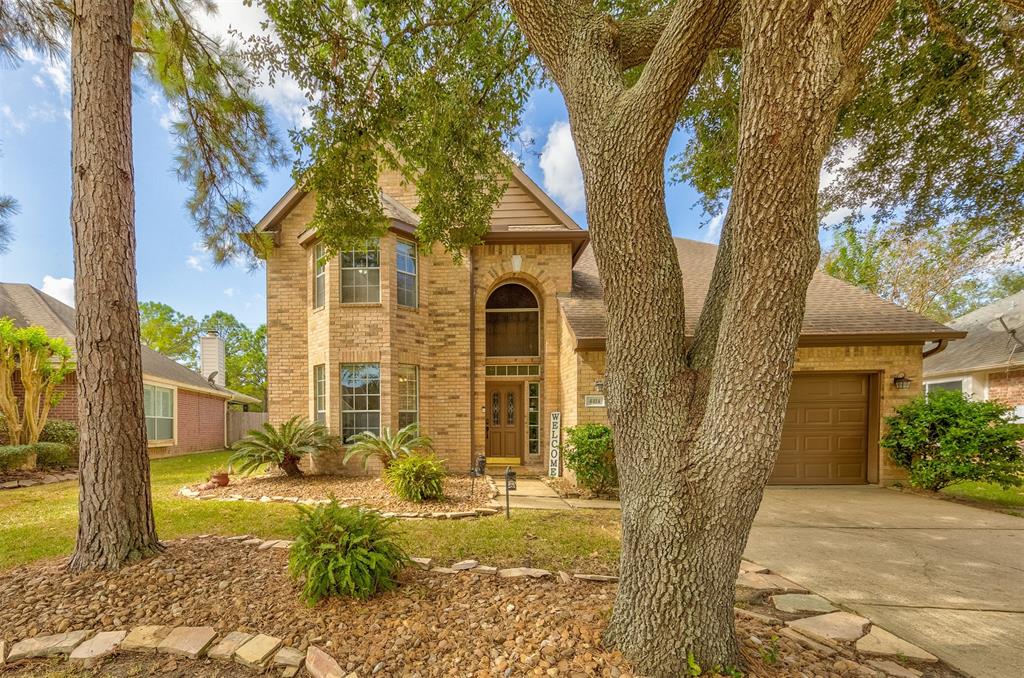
[
  {"xmin": 68, "ymin": 0, "xmax": 162, "ymax": 571},
  {"xmin": 544, "ymin": 2, "xmax": 856, "ymax": 674}
]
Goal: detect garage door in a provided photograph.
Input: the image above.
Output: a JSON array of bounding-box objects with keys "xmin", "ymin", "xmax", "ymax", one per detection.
[{"xmin": 769, "ymin": 373, "xmax": 870, "ymax": 485}]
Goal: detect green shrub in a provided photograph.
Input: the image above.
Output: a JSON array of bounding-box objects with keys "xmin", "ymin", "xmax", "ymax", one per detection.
[
  {"xmin": 0, "ymin": 442, "xmax": 71, "ymax": 471},
  {"xmin": 229, "ymin": 416, "xmax": 338, "ymax": 477},
  {"xmin": 289, "ymin": 499, "xmax": 408, "ymax": 604},
  {"xmin": 384, "ymin": 454, "xmax": 445, "ymax": 502},
  {"xmin": 882, "ymin": 390, "xmax": 1024, "ymax": 491},
  {"xmin": 40, "ymin": 420, "xmax": 78, "ymax": 452},
  {"xmin": 344, "ymin": 423, "xmax": 434, "ymax": 472},
  {"xmin": 564, "ymin": 424, "xmax": 617, "ymax": 495},
  {"xmin": 0, "ymin": 445, "xmax": 29, "ymax": 472}
]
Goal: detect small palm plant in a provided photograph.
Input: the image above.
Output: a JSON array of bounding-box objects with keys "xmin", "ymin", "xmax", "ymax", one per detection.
[
  {"xmin": 343, "ymin": 423, "xmax": 434, "ymax": 472},
  {"xmin": 229, "ymin": 416, "xmax": 338, "ymax": 477}
]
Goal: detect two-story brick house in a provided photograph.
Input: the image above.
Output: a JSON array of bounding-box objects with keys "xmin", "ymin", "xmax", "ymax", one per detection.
[{"xmin": 260, "ymin": 165, "xmax": 963, "ymax": 485}]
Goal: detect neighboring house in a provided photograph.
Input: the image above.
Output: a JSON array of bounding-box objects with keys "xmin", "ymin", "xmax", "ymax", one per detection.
[
  {"xmin": 259, "ymin": 165, "xmax": 963, "ymax": 485},
  {"xmin": 923, "ymin": 290, "xmax": 1024, "ymax": 419},
  {"xmin": 0, "ymin": 283, "xmax": 259, "ymax": 456}
]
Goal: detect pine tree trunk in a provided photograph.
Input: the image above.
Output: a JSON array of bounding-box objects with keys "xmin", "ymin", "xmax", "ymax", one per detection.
[{"xmin": 68, "ymin": 0, "xmax": 161, "ymax": 571}]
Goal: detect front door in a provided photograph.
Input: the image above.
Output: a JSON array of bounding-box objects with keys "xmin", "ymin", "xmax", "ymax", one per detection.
[{"xmin": 486, "ymin": 382, "xmax": 523, "ymax": 464}]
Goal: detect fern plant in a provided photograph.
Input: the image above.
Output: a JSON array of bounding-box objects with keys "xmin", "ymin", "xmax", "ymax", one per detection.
[
  {"xmin": 289, "ymin": 499, "xmax": 408, "ymax": 604},
  {"xmin": 229, "ymin": 416, "xmax": 338, "ymax": 477},
  {"xmin": 343, "ymin": 423, "xmax": 434, "ymax": 472},
  {"xmin": 385, "ymin": 454, "xmax": 446, "ymax": 502}
]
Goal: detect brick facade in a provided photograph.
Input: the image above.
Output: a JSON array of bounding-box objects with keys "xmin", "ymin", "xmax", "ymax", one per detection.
[
  {"xmin": 9, "ymin": 371, "xmax": 227, "ymax": 457},
  {"xmin": 149, "ymin": 388, "xmax": 227, "ymax": 458},
  {"xmin": 988, "ymin": 368, "xmax": 1024, "ymax": 408},
  {"xmin": 264, "ymin": 175, "xmax": 927, "ymax": 485}
]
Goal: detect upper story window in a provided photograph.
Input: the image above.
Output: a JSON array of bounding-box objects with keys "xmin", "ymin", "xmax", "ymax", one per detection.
[
  {"xmin": 396, "ymin": 239, "xmax": 418, "ymax": 308},
  {"xmin": 143, "ymin": 384, "xmax": 174, "ymax": 441},
  {"xmin": 340, "ymin": 241, "xmax": 380, "ymax": 304},
  {"xmin": 313, "ymin": 243, "xmax": 326, "ymax": 309},
  {"xmin": 485, "ymin": 283, "xmax": 539, "ymax": 357}
]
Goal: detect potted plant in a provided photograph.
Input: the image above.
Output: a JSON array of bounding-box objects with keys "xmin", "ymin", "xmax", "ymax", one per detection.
[{"xmin": 210, "ymin": 468, "xmax": 230, "ymax": 487}]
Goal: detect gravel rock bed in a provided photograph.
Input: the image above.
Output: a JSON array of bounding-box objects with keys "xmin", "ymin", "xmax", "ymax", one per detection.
[
  {"xmin": 0, "ymin": 539, "xmax": 954, "ymax": 677},
  {"xmin": 188, "ymin": 473, "xmax": 495, "ymax": 514}
]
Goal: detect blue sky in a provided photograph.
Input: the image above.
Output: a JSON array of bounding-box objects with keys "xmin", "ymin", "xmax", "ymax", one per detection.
[{"xmin": 0, "ymin": 4, "xmax": 717, "ymax": 328}]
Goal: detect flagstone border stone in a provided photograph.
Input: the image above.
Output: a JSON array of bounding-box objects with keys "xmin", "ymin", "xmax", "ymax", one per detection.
[
  {"xmin": 4, "ymin": 535, "xmax": 935, "ymax": 678},
  {"xmin": 0, "ymin": 622, "xmax": 332, "ymax": 678},
  {"xmin": 0, "ymin": 472, "xmax": 78, "ymax": 491},
  {"xmin": 178, "ymin": 477, "xmax": 501, "ymax": 521}
]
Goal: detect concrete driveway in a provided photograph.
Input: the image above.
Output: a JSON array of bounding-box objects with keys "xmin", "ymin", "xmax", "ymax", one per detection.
[{"xmin": 747, "ymin": 487, "xmax": 1024, "ymax": 678}]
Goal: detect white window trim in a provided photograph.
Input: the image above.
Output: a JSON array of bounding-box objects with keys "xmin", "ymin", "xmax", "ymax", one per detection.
[
  {"xmin": 339, "ymin": 241, "xmax": 381, "ymax": 305},
  {"xmin": 398, "ymin": 364, "xmax": 419, "ymax": 428},
  {"xmin": 396, "ymin": 239, "xmax": 418, "ymax": 308},
  {"xmin": 313, "ymin": 364, "xmax": 326, "ymax": 424},
  {"xmin": 313, "ymin": 243, "xmax": 326, "ymax": 310},
  {"xmin": 143, "ymin": 382, "xmax": 177, "ymax": 447},
  {"xmin": 340, "ymin": 362, "xmax": 381, "ymax": 441},
  {"xmin": 924, "ymin": 378, "xmax": 965, "ymax": 395}
]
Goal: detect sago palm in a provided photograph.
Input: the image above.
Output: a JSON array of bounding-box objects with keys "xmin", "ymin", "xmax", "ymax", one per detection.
[
  {"xmin": 343, "ymin": 423, "xmax": 434, "ymax": 472},
  {"xmin": 229, "ymin": 416, "xmax": 338, "ymax": 477}
]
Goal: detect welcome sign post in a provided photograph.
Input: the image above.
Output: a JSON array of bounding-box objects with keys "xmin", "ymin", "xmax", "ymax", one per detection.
[{"xmin": 548, "ymin": 411, "xmax": 561, "ymax": 477}]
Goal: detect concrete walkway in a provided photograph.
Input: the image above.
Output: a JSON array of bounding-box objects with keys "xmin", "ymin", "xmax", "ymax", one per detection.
[
  {"xmin": 747, "ymin": 486, "xmax": 1024, "ymax": 678},
  {"xmin": 492, "ymin": 477, "xmax": 620, "ymax": 509}
]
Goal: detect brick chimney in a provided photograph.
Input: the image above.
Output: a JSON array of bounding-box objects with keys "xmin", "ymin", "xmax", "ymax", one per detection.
[{"xmin": 200, "ymin": 331, "xmax": 226, "ymax": 387}]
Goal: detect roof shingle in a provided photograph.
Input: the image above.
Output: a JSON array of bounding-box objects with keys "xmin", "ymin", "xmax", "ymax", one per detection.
[
  {"xmin": 560, "ymin": 239, "xmax": 963, "ymax": 346},
  {"xmin": 923, "ymin": 290, "xmax": 1024, "ymax": 376},
  {"xmin": 0, "ymin": 283, "xmax": 252, "ymax": 401}
]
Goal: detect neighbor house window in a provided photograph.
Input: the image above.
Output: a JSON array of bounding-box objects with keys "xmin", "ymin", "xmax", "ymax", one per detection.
[
  {"xmin": 313, "ymin": 364, "xmax": 326, "ymax": 424},
  {"xmin": 340, "ymin": 241, "xmax": 380, "ymax": 303},
  {"xmin": 926, "ymin": 380, "xmax": 963, "ymax": 394},
  {"xmin": 396, "ymin": 240, "xmax": 418, "ymax": 308},
  {"xmin": 485, "ymin": 283, "xmax": 539, "ymax": 357},
  {"xmin": 313, "ymin": 243, "xmax": 326, "ymax": 309},
  {"xmin": 143, "ymin": 384, "xmax": 174, "ymax": 441},
  {"xmin": 397, "ymin": 364, "xmax": 419, "ymax": 428},
  {"xmin": 341, "ymin": 363, "xmax": 380, "ymax": 441}
]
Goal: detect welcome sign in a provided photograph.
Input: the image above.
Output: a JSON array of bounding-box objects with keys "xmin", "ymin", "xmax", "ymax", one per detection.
[{"xmin": 548, "ymin": 411, "xmax": 561, "ymax": 477}]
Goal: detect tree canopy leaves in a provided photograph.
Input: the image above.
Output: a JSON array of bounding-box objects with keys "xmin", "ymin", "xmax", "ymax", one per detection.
[
  {"xmin": 823, "ymin": 220, "xmax": 1022, "ymax": 321},
  {"xmin": 247, "ymin": 0, "xmax": 536, "ymax": 256},
  {"xmin": 0, "ymin": 0, "xmax": 285, "ymax": 265},
  {"xmin": 674, "ymin": 0, "xmax": 1024, "ymax": 241}
]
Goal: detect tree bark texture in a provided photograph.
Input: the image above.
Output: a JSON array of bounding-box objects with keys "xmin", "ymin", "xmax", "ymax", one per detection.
[
  {"xmin": 510, "ymin": 0, "xmax": 891, "ymax": 673},
  {"xmin": 68, "ymin": 0, "xmax": 161, "ymax": 571}
]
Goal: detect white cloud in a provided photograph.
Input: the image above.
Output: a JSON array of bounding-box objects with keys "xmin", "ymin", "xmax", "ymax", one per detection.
[
  {"xmin": 20, "ymin": 50, "xmax": 69, "ymax": 97},
  {"xmin": 195, "ymin": 2, "xmax": 309, "ymax": 126},
  {"xmin": 539, "ymin": 120, "xmax": 585, "ymax": 214},
  {"xmin": 224, "ymin": 287, "xmax": 236, "ymax": 297},
  {"xmin": 0, "ymin": 105, "xmax": 27, "ymax": 134},
  {"xmin": 186, "ymin": 256, "xmax": 205, "ymax": 271},
  {"xmin": 42, "ymin": 276, "xmax": 75, "ymax": 307},
  {"xmin": 703, "ymin": 213, "xmax": 725, "ymax": 243},
  {"xmin": 822, "ymin": 207, "xmax": 853, "ymax": 227}
]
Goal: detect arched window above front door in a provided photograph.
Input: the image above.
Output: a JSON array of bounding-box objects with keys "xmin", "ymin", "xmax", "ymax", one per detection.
[{"xmin": 486, "ymin": 283, "xmax": 539, "ymax": 357}]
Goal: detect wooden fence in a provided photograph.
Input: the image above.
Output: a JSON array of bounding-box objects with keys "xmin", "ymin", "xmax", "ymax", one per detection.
[{"xmin": 227, "ymin": 411, "xmax": 269, "ymax": 445}]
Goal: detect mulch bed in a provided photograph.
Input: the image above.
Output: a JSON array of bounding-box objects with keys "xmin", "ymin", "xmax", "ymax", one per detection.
[
  {"xmin": 0, "ymin": 539, "xmax": 957, "ymax": 677},
  {"xmin": 0, "ymin": 654, "xmax": 259, "ymax": 676},
  {"xmin": 189, "ymin": 473, "xmax": 495, "ymax": 514}
]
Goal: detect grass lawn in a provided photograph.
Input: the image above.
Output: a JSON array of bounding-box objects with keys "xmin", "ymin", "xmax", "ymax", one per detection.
[
  {"xmin": 941, "ymin": 480, "xmax": 1024, "ymax": 516},
  {"xmin": 0, "ymin": 450, "xmax": 622, "ymax": 572}
]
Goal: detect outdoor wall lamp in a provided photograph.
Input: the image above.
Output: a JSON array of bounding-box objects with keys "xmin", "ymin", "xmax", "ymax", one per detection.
[
  {"xmin": 594, "ymin": 379, "xmax": 605, "ymax": 393},
  {"xmin": 893, "ymin": 373, "xmax": 912, "ymax": 390}
]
